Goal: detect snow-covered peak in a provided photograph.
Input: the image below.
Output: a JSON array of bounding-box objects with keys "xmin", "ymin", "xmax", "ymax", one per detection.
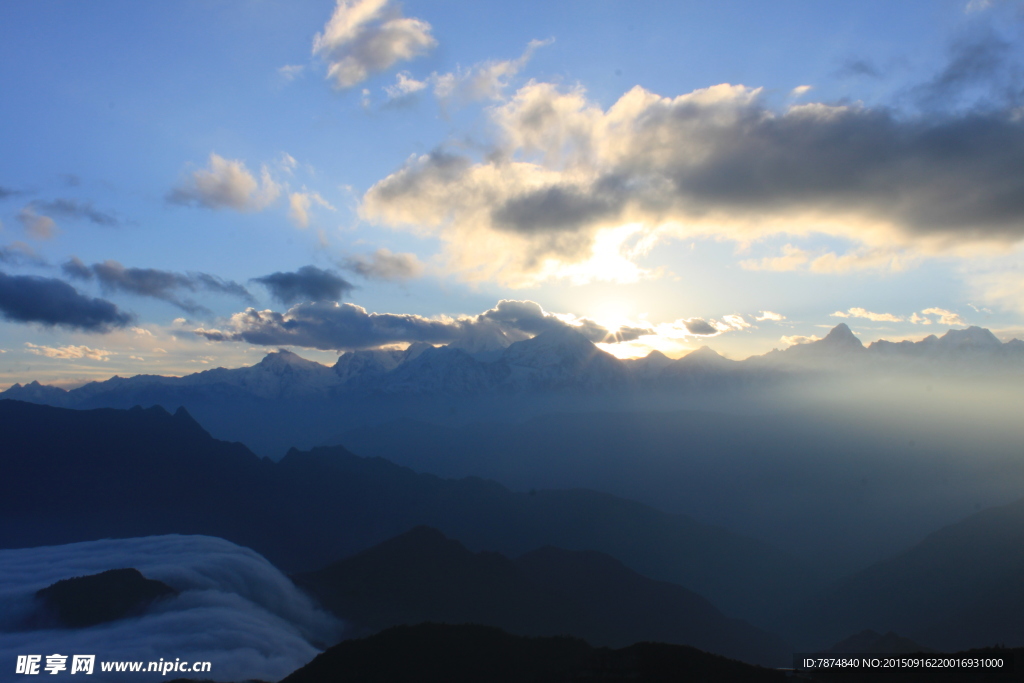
[
  {"xmin": 333, "ymin": 348, "xmax": 404, "ymax": 383},
  {"xmin": 257, "ymin": 349, "xmax": 329, "ymax": 374},
  {"xmin": 446, "ymin": 323, "xmax": 514, "ymax": 354},
  {"xmin": 502, "ymin": 326, "xmax": 600, "ymax": 368},
  {"xmin": 937, "ymin": 326, "xmax": 1002, "ymax": 350}
]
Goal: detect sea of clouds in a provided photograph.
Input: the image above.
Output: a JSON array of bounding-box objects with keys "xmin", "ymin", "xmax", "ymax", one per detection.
[{"xmin": 0, "ymin": 535, "xmax": 344, "ymax": 682}]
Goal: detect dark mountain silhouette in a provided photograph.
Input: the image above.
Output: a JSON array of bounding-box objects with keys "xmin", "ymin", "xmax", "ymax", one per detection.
[
  {"xmin": 279, "ymin": 622, "xmax": 789, "ymax": 683},
  {"xmin": 824, "ymin": 629, "xmax": 934, "ymax": 654},
  {"xmin": 330, "ymin": 403, "xmax": 1024, "ymax": 584},
  {"xmin": 0, "ymin": 399, "xmax": 807, "ymax": 630},
  {"xmin": 295, "ymin": 526, "xmax": 790, "ymax": 667},
  {"xmin": 34, "ymin": 568, "xmax": 176, "ymax": 628},
  {"xmin": 805, "ymin": 494, "xmax": 1024, "ymax": 651}
]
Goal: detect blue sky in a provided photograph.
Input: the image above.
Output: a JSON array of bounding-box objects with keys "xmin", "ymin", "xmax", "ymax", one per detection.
[{"xmin": 2, "ymin": 0, "xmax": 1023, "ymax": 386}]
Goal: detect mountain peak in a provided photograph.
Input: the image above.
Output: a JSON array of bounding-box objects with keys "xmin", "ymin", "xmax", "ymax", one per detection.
[
  {"xmin": 257, "ymin": 348, "xmax": 325, "ymax": 373},
  {"xmin": 502, "ymin": 325, "xmax": 601, "ymax": 367},
  {"xmin": 821, "ymin": 323, "xmax": 863, "ymax": 348},
  {"xmin": 938, "ymin": 326, "xmax": 1001, "ymax": 349},
  {"xmin": 687, "ymin": 345, "xmax": 724, "ymax": 359}
]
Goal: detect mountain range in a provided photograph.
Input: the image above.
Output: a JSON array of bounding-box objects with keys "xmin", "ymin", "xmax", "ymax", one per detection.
[
  {"xmin": 0, "ymin": 398, "xmax": 810, "ymax": 629},
  {"xmin": 5, "ymin": 397, "xmax": 1024, "ymax": 656},
  {"xmin": 294, "ymin": 525, "xmax": 790, "ymax": 666},
  {"xmin": 7, "ymin": 323, "xmax": 1022, "ymax": 403},
  {"xmin": 280, "ymin": 623, "xmax": 790, "ymax": 683},
  {"xmin": 804, "ymin": 492, "xmax": 1024, "ymax": 651},
  {"xmin": 3, "ymin": 323, "xmax": 1020, "ymax": 458}
]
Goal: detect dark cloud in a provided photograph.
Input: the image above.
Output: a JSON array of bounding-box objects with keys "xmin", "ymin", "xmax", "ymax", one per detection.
[
  {"xmin": 253, "ymin": 266, "xmax": 355, "ymax": 304},
  {"xmin": 911, "ymin": 28, "xmax": 1017, "ymax": 110},
  {"xmin": 31, "ymin": 199, "xmax": 120, "ymax": 227},
  {"xmin": 197, "ymin": 301, "xmax": 458, "ymax": 350},
  {"xmin": 0, "ymin": 271, "xmax": 132, "ymax": 331},
  {"xmin": 834, "ymin": 58, "xmax": 883, "ymax": 79},
  {"xmin": 370, "ymin": 150, "xmax": 471, "ymax": 205},
  {"xmin": 0, "ymin": 186, "xmax": 27, "ymax": 200},
  {"xmin": 492, "ymin": 185, "xmax": 624, "ymax": 235},
  {"xmin": 63, "ymin": 258, "xmax": 254, "ymax": 316},
  {"xmin": 341, "ymin": 249, "xmax": 423, "ymax": 281},
  {"xmin": 60, "ymin": 256, "xmax": 93, "ymax": 280},
  {"xmin": 682, "ymin": 318, "xmax": 718, "ymax": 336},
  {"xmin": 198, "ymin": 298, "xmax": 654, "ymax": 351},
  {"xmin": 477, "ymin": 299, "xmax": 568, "ymax": 335}
]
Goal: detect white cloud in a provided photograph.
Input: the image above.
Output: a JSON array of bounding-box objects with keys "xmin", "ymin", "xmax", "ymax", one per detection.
[
  {"xmin": 739, "ymin": 245, "xmax": 809, "ymax": 271},
  {"xmin": 24, "ymin": 343, "xmax": 113, "ymax": 360},
  {"xmin": 741, "ymin": 245, "xmax": 915, "ymax": 274},
  {"xmin": 808, "ymin": 247, "xmax": 916, "ymax": 273},
  {"xmin": 921, "ymin": 307, "xmax": 965, "ymax": 326},
  {"xmin": 277, "ymin": 64, "xmax": 305, "ymax": 81},
  {"xmin": 288, "ymin": 190, "xmax": 336, "ymax": 228},
  {"xmin": 791, "ymin": 85, "xmax": 813, "ymax": 97},
  {"xmin": 909, "ymin": 312, "xmax": 932, "ymax": 325},
  {"xmin": 781, "ymin": 334, "xmax": 822, "ymax": 346},
  {"xmin": 384, "ymin": 71, "xmax": 428, "ymax": 100},
  {"xmin": 718, "ymin": 314, "xmax": 751, "ymax": 331},
  {"xmin": 168, "ymin": 154, "xmax": 281, "ymax": 212},
  {"xmin": 313, "ymin": 0, "xmax": 436, "ymax": 89},
  {"xmin": 432, "ymin": 38, "xmax": 552, "ymax": 106},
  {"xmin": 755, "ymin": 311, "xmax": 785, "ymax": 322},
  {"xmin": 279, "ymin": 153, "xmax": 299, "ymax": 174},
  {"xmin": 831, "ymin": 307, "xmax": 903, "ymax": 323}
]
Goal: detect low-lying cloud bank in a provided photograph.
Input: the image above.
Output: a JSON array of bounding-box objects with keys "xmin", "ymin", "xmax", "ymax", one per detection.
[
  {"xmin": 195, "ymin": 298, "xmax": 736, "ymax": 352},
  {"xmin": 0, "ymin": 535, "xmax": 343, "ymax": 682}
]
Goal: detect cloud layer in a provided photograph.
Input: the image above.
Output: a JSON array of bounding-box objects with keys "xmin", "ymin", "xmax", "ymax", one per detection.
[
  {"xmin": 63, "ymin": 258, "xmax": 253, "ymax": 316},
  {"xmin": 27, "ymin": 199, "xmax": 120, "ymax": 227},
  {"xmin": 363, "ymin": 75, "xmax": 1024, "ymax": 285},
  {"xmin": 0, "ymin": 535, "xmax": 342, "ymax": 682},
  {"xmin": 194, "ymin": 298, "xmax": 744, "ymax": 352}
]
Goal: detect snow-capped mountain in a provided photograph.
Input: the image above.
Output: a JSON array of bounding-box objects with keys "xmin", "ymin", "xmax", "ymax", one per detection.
[
  {"xmin": 498, "ymin": 325, "xmax": 631, "ymax": 391},
  {"xmin": 4, "ymin": 324, "xmax": 1023, "ymax": 411}
]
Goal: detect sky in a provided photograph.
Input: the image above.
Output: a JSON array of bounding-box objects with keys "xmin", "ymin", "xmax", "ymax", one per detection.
[{"xmin": 2, "ymin": 0, "xmax": 1024, "ymax": 387}]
